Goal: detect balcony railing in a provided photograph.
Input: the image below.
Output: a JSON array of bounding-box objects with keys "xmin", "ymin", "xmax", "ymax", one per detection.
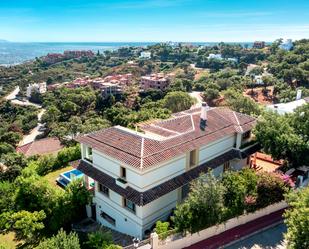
[
  {"xmin": 116, "ymin": 177, "xmax": 128, "ymax": 188},
  {"xmin": 239, "ymin": 139, "xmax": 258, "ymax": 150}
]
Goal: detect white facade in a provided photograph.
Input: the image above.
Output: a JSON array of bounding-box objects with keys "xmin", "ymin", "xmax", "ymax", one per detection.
[
  {"xmin": 207, "ymin": 53, "xmax": 222, "ymax": 60},
  {"xmin": 254, "ymin": 75, "xmax": 264, "ymax": 85},
  {"xmin": 279, "ymin": 39, "xmax": 293, "ymax": 51},
  {"xmin": 26, "ymin": 82, "xmax": 47, "ymax": 98},
  {"xmin": 266, "ymin": 99, "xmax": 308, "ymax": 115},
  {"xmin": 140, "ymin": 51, "xmax": 151, "ymax": 59},
  {"xmin": 80, "ymin": 130, "xmax": 252, "ymax": 238}
]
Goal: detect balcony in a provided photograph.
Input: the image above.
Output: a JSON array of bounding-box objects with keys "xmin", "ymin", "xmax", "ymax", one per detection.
[
  {"xmin": 84, "ymin": 155, "xmax": 93, "ymax": 163},
  {"xmin": 116, "ymin": 177, "xmax": 128, "ymax": 188},
  {"xmin": 239, "ymin": 139, "xmax": 258, "ymax": 150}
]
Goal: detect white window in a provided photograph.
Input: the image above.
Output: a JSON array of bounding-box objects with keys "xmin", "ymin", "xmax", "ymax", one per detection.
[
  {"xmin": 98, "ymin": 183, "xmax": 109, "ymax": 197},
  {"xmin": 124, "ymin": 198, "xmax": 136, "ymax": 213},
  {"xmin": 189, "ymin": 150, "xmax": 198, "ymax": 167},
  {"xmin": 120, "ymin": 167, "xmax": 126, "ymax": 179},
  {"xmin": 85, "ymin": 146, "xmax": 93, "ymax": 162}
]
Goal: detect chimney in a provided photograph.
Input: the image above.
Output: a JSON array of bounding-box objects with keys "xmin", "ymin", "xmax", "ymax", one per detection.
[
  {"xmin": 200, "ymin": 102, "xmax": 208, "ymax": 131},
  {"xmin": 296, "ymin": 89, "xmax": 302, "ymax": 100}
]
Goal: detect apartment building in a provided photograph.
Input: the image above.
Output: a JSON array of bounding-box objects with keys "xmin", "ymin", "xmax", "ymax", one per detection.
[
  {"xmin": 75, "ymin": 104, "xmax": 259, "ymax": 238},
  {"xmin": 99, "ymin": 82, "xmax": 123, "ymax": 98},
  {"xmin": 26, "ymin": 82, "xmax": 47, "ymax": 98},
  {"xmin": 140, "ymin": 73, "xmax": 169, "ymax": 91},
  {"xmin": 103, "ymin": 74, "xmax": 133, "ymax": 86},
  {"xmin": 253, "ymin": 41, "xmax": 266, "ymax": 49}
]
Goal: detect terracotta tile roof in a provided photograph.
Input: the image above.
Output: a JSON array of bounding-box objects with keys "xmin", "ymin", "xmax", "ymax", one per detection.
[
  {"xmin": 74, "ymin": 147, "xmax": 258, "ymax": 206},
  {"xmin": 76, "ymin": 107, "xmax": 256, "ymax": 170},
  {"xmin": 16, "ymin": 137, "xmax": 63, "ymax": 157}
]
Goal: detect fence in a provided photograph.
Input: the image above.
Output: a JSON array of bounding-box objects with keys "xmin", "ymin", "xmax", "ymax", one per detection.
[
  {"xmin": 150, "ymin": 201, "xmax": 288, "ymax": 249},
  {"xmin": 123, "ymin": 238, "xmax": 151, "ymax": 249}
]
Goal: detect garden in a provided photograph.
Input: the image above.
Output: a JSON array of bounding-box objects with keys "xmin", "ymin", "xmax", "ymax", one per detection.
[{"xmin": 154, "ymin": 169, "xmax": 291, "ymax": 239}]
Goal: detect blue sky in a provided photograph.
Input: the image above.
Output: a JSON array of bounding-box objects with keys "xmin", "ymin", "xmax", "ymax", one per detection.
[{"xmin": 1, "ymin": 0, "xmax": 309, "ymax": 42}]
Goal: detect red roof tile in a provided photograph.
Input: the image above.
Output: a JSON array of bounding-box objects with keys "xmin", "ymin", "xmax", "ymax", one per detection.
[
  {"xmin": 16, "ymin": 137, "xmax": 64, "ymax": 157},
  {"xmin": 76, "ymin": 107, "xmax": 256, "ymax": 170}
]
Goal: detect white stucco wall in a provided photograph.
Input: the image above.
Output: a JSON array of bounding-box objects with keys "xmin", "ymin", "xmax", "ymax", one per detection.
[
  {"xmin": 129, "ymin": 156, "xmax": 186, "ymax": 191},
  {"xmin": 81, "ymin": 131, "xmax": 250, "ymax": 238},
  {"xmin": 140, "ymin": 190, "xmax": 178, "ymax": 230},
  {"xmin": 199, "ymin": 135, "xmax": 236, "ymax": 164},
  {"xmin": 95, "ymin": 194, "xmax": 143, "ymax": 238}
]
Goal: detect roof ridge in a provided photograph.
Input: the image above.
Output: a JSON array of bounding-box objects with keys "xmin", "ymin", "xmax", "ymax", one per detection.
[
  {"xmin": 140, "ymin": 137, "xmax": 145, "ymax": 169},
  {"xmin": 233, "ymin": 111, "xmax": 243, "ymax": 133},
  {"xmin": 149, "ymin": 123, "xmax": 181, "ymax": 135},
  {"xmin": 142, "ymin": 124, "xmax": 232, "ymax": 159}
]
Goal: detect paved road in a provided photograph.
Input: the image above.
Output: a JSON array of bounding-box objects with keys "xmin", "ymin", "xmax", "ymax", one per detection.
[
  {"xmin": 4, "ymin": 86, "xmax": 20, "ymax": 100},
  {"xmin": 225, "ymin": 223, "xmax": 287, "ymax": 249},
  {"xmin": 5, "ymin": 86, "xmax": 47, "ymax": 146},
  {"xmin": 18, "ymin": 109, "xmax": 46, "ymax": 146}
]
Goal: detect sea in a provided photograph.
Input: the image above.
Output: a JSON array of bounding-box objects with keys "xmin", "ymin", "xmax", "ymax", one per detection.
[{"xmin": 0, "ymin": 41, "xmax": 256, "ymax": 66}]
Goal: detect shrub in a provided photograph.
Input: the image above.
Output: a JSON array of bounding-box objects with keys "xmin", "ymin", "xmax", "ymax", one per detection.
[
  {"xmin": 172, "ymin": 172, "xmax": 226, "ymax": 234},
  {"xmin": 85, "ymin": 230, "xmax": 113, "ymax": 249},
  {"xmin": 284, "ymin": 187, "xmax": 309, "ymax": 249},
  {"xmin": 35, "ymin": 145, "xmax": 81, "ymax": 176},
  {"xmin": 35, "ymin": 228, "xmax": 80, "ymax": 249},
  {"xmin": 222, "ymin": 169, "xmax": 258, "ymax": 218},
  {"xmin": 155, "ymin": 221, "xmax": 170, "ymax": 240},
  {"xmin": 255, "ymin": 172, "xmax": 288, "ymax": 209},
  {"xmin": 0, "ymin": 210, "xmax": 46, "ymax": 244}
]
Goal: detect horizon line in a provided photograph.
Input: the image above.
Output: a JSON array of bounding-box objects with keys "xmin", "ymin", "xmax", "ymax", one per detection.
[{"xmin": 1, "ymin": 40, "xmax": 275, "ymax": 43}]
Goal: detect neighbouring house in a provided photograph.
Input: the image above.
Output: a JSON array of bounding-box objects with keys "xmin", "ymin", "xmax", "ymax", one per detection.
[
  {"xmin": 267, "ymin": 90, "xmax": 309, "ymax": 114},
  {"xmin": 99, "ymin": 82, "xmax": 123, "ymax": 98},
  {"xmin": 26, "ymin": 82, "xmax": 47, "ymax": 98},
  {"xmin": 139, "ymin": 51, "xmax": 151, "ymax": 59},
  {"xmin": 47, "ymin": 74, "xmax": 133, "ymax": 92},
  {"xmin": 63, "ymin": 50, "xmax": 94, "ymax": 59},
  {"xmin": 74, "ymin": 104, "xmax": 259, "ymax": 238},
  {"xmin": 207, "ymin": 53, "xmax": 223, "ymax": 60},
  {"xmin": 253, "ymin": 41, "xmax": 266, "ymax": 49},
  {"xmin": 267, "ymin": 97, "xmax": 309, "ymax": 115},
  {"xmin": 140, "ymin": 73, "xmax": 170, "ymax": 91},
  {"xmin": 42, "ymin": 50, "xmax": 94, "ymax": 64},
  {"xmin": 227, "ymin": 57, "xmax": 238, "ymax": 63},
  {"xmin": 279, "ymin": 39, "xmax": 293, "ymax": 51},
  {"xmin": 16, "ymin": 137, "xmax": 63, "ymax": 157},
  {"xmin": 102, "ymin": 74, "xmax": 133, "ymax": 86},
  {"xmin": 254, "ymin": 75, "xmax": 264, "ymax": 85}
]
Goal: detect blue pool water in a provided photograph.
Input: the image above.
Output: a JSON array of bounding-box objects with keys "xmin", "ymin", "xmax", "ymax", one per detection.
[
  {"xmin": 57, "ymin": 168, "xmax": 84, "ymax": 187},
  {"xmin": 63, "ymin": 169, "xmax": 83, "ymax": 179}
]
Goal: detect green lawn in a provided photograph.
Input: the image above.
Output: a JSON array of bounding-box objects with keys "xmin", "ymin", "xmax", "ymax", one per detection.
[
  {"xmin": 43, "ymin": 165, "xmax": 73, "ymax": 188},
  {"xmin": 0, "ymin": 232, "xmax": 24, "ymax": 249}
]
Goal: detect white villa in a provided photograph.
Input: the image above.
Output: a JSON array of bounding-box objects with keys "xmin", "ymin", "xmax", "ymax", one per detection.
[
  {"xmin": 207, "ymin": 53, "xmax": 223, "ymax": 60},
  {"xmin": 140, "ymin": 51, "xmax": 151, "ymax": 59},
  {"xmin": 75, "ymin": 104, "xmax": 259, "ymax": 238},
  {"xmin": 26, "ymin": 82, "xmax": 47, "ymax": 98}
]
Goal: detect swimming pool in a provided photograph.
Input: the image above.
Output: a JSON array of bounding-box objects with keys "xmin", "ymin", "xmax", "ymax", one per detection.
[{"xmin": 57, "ymin": 168, "xmax": 84, "ymax": 187}]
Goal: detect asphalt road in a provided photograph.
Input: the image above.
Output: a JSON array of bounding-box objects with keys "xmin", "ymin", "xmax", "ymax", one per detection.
[{"xmin": 224, "ymin": 223, "xmax": 287, "ymax": 249}]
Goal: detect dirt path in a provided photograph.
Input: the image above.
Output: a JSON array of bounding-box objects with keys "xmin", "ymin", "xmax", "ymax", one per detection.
[{"xmin": 189, "ymin": 91, "xmax": 203, "ymax": 109}]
